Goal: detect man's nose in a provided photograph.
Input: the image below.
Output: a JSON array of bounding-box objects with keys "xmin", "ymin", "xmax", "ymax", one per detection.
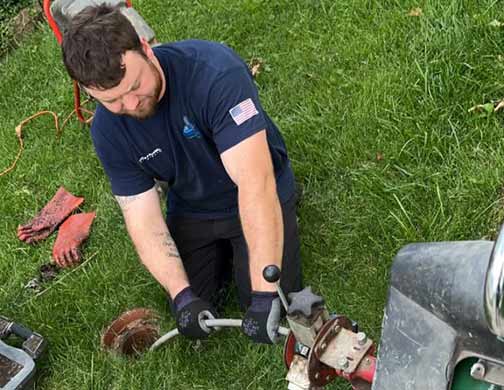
[{"xmin": 123, "ymin": 94, "xmax": 139, "ymax": 111}]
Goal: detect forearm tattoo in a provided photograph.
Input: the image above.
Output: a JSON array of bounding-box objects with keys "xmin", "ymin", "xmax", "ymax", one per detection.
[
  {"xmin": 115, "ymin": 194, "xmax": 143, "ymax": 211},
  {"xmin": 155, "ymin": 231, "xmax": 181, "ymax": 259}
]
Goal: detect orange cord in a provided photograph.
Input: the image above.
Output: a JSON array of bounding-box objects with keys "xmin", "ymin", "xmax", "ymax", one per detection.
[{"xmin": 0, "ymin": 103, "xmax": 94, "ymax": 177}]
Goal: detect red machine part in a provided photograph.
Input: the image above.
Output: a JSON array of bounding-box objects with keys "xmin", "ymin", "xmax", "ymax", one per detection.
[
  {"xmin": 42, "ymin": 0, "xmax": 133, "ymax": 123},
  {"xmin": 308, "ymin": 316, "xmax": 353, "ymax": 386},
  {"xmin": 284, "ymin": 316, "xmax": 376, "ymax": 389},
  {"xmin": 283, "ymin": 330, "xmax": 296, "ymax": 367},
  {"xmin": 350, "ymin": 354, "xmax": 376, "ymax": 384}
]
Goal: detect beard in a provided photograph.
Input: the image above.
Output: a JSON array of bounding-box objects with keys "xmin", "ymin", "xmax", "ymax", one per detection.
[{"xmin": 124, "ymin": 61, "xmax": 163, "ymax": 120}]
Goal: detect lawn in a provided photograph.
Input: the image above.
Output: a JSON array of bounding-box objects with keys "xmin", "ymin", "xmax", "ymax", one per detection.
[{"xmin": 2, "ymin": 0, "xmax": 504, "ymax": 389}]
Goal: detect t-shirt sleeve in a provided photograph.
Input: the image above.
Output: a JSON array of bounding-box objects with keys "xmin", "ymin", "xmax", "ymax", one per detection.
[
  {"xmin": 205, "ymin": 67, "xmax": 269, "ymax": 153},
  {"xmin": 91, "ymin": 112, "xmax": 154, "ymax": 196}
]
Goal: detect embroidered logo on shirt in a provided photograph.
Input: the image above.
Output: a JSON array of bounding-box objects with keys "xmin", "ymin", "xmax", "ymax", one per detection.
[
  {"xmin": 139, "ymin": 148, "xmax": 162, "ymax": 164},
  {"xmin": 229, "ymin": 98, "xmax": 258, "ymax": 126},
  {"xmin": 182, "ymin": 116, "xmax": 202, "ymax": 139}
]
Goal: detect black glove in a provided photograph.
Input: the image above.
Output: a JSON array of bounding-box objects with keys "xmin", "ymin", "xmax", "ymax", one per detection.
[
  {"xmin": 241, "ymin": 291, "xmax": 281, "ymax": 344},
  {"xmin": 174, "ymin": 287, "xmax": 217, "ymax": 339}
]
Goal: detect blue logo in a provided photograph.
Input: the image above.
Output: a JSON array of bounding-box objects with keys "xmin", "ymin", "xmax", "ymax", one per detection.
[{"xmin": 182, "ymin": 116, "xmax": 201, "ymax": 139}]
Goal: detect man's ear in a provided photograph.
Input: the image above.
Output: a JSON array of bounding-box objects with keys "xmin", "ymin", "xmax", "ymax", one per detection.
[{"xmin": 140, "ymin": 37, "xmax": 154, "ymax": 60}]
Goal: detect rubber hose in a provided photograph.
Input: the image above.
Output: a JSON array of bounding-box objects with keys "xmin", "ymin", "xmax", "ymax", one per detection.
[{"xmin": 150, "ymin": 318, "xmax": 289, "ymax": 351}]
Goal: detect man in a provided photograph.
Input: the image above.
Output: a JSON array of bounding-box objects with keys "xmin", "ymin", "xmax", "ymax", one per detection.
[{"xmin": 61, "ymin": 4, "xmax": 302, "ymax": 344}]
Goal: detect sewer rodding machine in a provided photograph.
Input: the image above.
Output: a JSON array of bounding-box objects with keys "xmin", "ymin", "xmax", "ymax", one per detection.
[{"xmin": 2, "ymin": 1, "xmax": 504, "ymax": 389}]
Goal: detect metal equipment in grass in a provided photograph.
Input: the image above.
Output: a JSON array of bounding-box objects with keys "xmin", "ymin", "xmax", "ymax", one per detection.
[
  {"xmin": 0, "ymin": 316, "xmax": 46, "ymax": 390},
  {"xmin": 372, "ymin": 225, "xmax": 504, "ymax": 390},
  {"xmin": 107, "ymin": 228, "xmax": 504, "ymax": 390},
  {"xmin": 274, "ymin": 225, "xmax": 504, "ymax": 390},
  {"xmin": 263, "ymin": 267, "xmax": 376, "ymax": 390},
  {"xmin": 102, "ymin": 266, "xmax": 375, "ymax": 389},
  {"xmin": 101, "ymin": 308, "xmax": 160, "ymax": 357}
]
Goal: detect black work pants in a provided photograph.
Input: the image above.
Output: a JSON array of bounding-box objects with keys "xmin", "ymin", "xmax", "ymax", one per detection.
[{"xmin": 166, "ymin": 194, "xmax": 302, "ymax": 310}]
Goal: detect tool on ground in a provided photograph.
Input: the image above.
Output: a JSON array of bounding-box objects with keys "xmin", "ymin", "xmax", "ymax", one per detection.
[
  {"xmin": 17, "ymin": 186, "xmax": 84, "ymax": 244},
  {"xmin": 0, "ymin": 316, "xmax": 46, "ymax": 390}
]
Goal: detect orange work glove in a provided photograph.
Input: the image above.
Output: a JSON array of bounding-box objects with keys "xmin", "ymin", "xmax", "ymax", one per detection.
[
  {"xmin": 17, "ymin": 187, "xmax": 84, "ymax": 244},
  {"xmin": 52, "ymin": 212, "xmax": 96, "ymax": 268}
]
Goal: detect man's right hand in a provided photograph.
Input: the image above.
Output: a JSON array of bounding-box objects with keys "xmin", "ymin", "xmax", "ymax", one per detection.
[{"xmin": 174, "ymin": 287, "xmax": 217, "ymax": 339}]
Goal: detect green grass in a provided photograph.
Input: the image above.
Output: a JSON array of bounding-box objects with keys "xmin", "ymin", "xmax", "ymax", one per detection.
[
  {"xmin": 2, "ymin": 0, "xmax": 504, "ymax": 388},
  {"xmin": 0, "ymin": 0, "xmax": 36, "ymax": 57}
]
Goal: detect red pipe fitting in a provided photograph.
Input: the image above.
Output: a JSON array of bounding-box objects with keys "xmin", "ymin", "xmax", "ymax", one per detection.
[{"xmin": 336, "ymin": 353, "xmax": 376, "ymax": 385}]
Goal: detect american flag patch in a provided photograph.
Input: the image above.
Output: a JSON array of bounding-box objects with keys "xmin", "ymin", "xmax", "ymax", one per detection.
[{"xmin": 229, "ymin": 98, "xmax": 259, "ymax": 126}]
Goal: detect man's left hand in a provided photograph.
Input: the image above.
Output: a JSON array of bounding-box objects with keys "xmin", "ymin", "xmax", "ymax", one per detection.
[{"xmin": 241, "ymin": 291, "xmax": 281, "ymax": 344}]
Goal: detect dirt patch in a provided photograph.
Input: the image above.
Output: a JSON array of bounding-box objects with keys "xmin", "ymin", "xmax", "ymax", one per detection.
[
  {"xmin": 24, "ymin": 262, "xmax": 60, "ymax": 293},
  {"xmin": 12, "ymin": 4, "xmax": 42, "ymax": 44},
  {"xmin": 1, "ymin": 1, "xmax": 44, "ymax": 58}
]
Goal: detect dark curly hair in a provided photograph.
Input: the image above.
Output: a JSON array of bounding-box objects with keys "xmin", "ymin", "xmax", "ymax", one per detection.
[{"xmin": 61, "ymin": 4, "xmax": 145, "ymax": 89}]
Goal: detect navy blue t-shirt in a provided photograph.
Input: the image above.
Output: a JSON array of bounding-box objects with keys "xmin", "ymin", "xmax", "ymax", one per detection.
[{"xmin": 91, "ymin": 40, "xmax": 295, "ymax": 218}]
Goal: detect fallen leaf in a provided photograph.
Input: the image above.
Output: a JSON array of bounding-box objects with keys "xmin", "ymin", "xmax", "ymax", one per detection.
[
  {"xmin": 376, "ymin": 152, "xmax": 384, "ymax": 161},
  {"xmin": 408, "ymin": 7, "xmax": 423, "ymax": 17},
  {"xmin": 489, "ymin": 20, "xmax": 503, "ymax": 28},
  {"xmin": 249, "ymin": 58, "xmax": 264, "ymax": 78}
]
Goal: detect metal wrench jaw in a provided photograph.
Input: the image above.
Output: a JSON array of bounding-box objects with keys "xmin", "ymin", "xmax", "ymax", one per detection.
[
  {"xmin": 22, "ymin": 333, "xmax": 46, "ymax": 360},
  {"xmin": 0, "ymin": 316, "xmax": 47, "ymax": 360}
]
